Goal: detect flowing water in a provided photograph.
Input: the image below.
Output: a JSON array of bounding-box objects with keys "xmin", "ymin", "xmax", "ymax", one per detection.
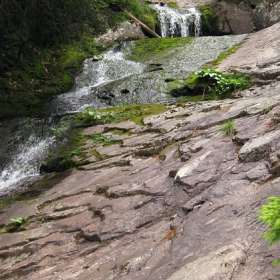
[
  {"xmin": 0, "ymin": 9, "xmax": 249, "ymax": 198},
  {"xmin": 50, "ymin": 43, "xmax": 145, "ymax": 115},
  {"xmin": 0, "ymin": 117, "xmax": 72, "ymax": 198},
  {"xmin": 151, "ymin": 4, "xmax": 201, "ymax": 37}
]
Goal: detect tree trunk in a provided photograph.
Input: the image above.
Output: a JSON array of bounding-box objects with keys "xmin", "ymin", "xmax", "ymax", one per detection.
[{"xmin": 122, "ymin": 9, "xmax": 161, "ymax": 39}]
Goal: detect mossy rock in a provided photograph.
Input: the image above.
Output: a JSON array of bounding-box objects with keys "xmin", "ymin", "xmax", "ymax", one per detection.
[
  {"xmin": 40, "ymin": 157, "xmax": 80, "ymax": 173},
  {"xmin": 130, "ymin": 37, "xmax": 193, "ymax": 62},
  {"xmin": 167, "ymin": 2, "xmax": 179, "ymax": 9},
  {"xmin": 170, "ymin": 74, "xmax": 205, "ymax": 97},
  {"xmin": 198, "ymin": 5, "xmax": 221, "ymax": 36}
]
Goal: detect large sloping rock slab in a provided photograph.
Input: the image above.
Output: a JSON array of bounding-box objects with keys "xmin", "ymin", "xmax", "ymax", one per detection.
[{"xmin": 3, "ymin": 23, "xmax": 280, "ymax": 280}]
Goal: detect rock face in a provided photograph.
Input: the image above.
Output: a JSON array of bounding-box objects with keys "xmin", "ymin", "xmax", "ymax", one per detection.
[
  {"xmin": 253, "ymin": 0, "xmax": 280, "ymax": 30},
  {"xmin": 218, "ymin": 21, "xmax": 280, "ymax": 81},
  {"xmin": 96, "ymin": 21, "xmax": 145, "ymax": 45},
  {"xmin": 214, "ymin": 1, "xmax": 254, "ymax": 34},
  {"xmin": 150, "ymin": 0, "xmax": 280, "ymax": 34},
  {"xmin": 1, "ymin": 22, "xmax": 280, "ymax": 280}
]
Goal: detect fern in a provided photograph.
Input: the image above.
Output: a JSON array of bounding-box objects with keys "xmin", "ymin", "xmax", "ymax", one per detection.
[{"xmin": 258, "ymin": 196, "xmax": 280, "ymax": 266}]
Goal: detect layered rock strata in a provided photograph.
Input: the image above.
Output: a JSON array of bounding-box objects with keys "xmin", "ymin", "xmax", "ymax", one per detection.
[{"xmin": 1, "ymin": 22, "xmax": 280, "ymax": 280}]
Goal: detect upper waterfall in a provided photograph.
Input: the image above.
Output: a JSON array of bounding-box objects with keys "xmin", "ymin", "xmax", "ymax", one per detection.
[{"xmin": 151, "ymin": 4, "xmax": 201, "ymax": 37}]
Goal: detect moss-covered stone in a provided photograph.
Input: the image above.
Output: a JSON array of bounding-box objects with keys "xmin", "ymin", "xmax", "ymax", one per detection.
[
  {"xmin": 198, "ymin": 5, "xmax": 221, "ymax": 36},
  {"xmin": 170, "ymin": 73, "xmax": 205, "ymax": 97},
  {"xmin": 130, "ymin": 37, "xmax": 194, "ymax": 62},
  {"xmin": 0, "ymin": 3, "xmax": 156, "ymax": 119},
  {"xmin": 167, "ymin": 2, "xmax": 179, "ymax": 9},
  {"xmin": 40, "ymin": 157, "xmax": 80, "ymax": 173},
  {"xmin": 0, "ymin": 46, "xmax": 91, "ymax": 119}
]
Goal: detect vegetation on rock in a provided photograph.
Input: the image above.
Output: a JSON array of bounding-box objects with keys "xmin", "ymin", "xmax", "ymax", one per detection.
[
  {"xmin": 0, "ymin": 217, "xmax": 25, "ymax": 233},
  {"xmin": 197, "ymin": 5, "xmax": 220, "ymax": 36},
  {"xmin": 129, "ymin": 37, "xmax": 193, "ymax": 62},
  {"xmin": 221, "ymin": 120, "xmax": 235, "ymax": 136},
  {"xmin": 259, "ymin": 197, "xmax": 280, "ymax": 266},
  {"xmin": 171, "ymin": 68, "xmax": 251, "ymax": 99},
  {"xmin": 0, "ymin": 0, "xmax": 156, "ymax": 118},
  {"xmin": 167, "ymin": 2, "xmax": 179, "ymax": 9},
  {"xmin": 75, "ymin": 104, "xmax": 168, "ymax": 126},
  {"xmin": 39, "ymin": 104, "xmax": 168, "ymax": 172}
]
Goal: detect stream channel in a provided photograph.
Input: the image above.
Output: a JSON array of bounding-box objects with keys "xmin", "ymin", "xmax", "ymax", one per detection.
[{"xmin": 0, "ymin": 5, "xmax": 248, "ymax": 199}]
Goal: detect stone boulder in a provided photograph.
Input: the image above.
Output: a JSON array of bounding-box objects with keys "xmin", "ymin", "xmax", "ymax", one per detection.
[
  {"xmin": 253, "ymin": 1, "xmax": 280, "ymax": 30},
  {"xmin": 214, "ymin": 1, "xmax": 254, "ymax": 34},
  {"xmin": 96, "ymin": 21, "xmax": 146, "ymax": 45}
]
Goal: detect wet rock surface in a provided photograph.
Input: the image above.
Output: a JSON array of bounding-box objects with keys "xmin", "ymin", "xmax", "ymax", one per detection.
[{"xmin": 1, "ymin": 23, "xmax": 280, "ymax": 280}]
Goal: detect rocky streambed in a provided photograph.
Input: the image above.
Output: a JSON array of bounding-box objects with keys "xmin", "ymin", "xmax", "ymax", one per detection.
[{"xmin": 1, "ymin": 22, "xmax": 280, "ymax": 280}]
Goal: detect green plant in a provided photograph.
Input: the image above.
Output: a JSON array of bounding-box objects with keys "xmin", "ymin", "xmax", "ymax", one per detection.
[
  {"xmin": 75, "ymin": 108, "xmax": 117, "ymax": 125},
  {"xmin": 76, "ymin": 104, "xmax": 168, "ymax": 127},
  {"xmin": 221, "ymin": 120, "xmax": 234, "ymax": 136},
  {"xmin": 92, "ymin": 133, "xmax": 115, "ymax": 146},
  {"xmin": 258, "ymin": 197, "xmax": 280, "ymax": 266},
  {"xmin": 10, "ymin": 217, "xmax": 25, "ymax": 225},
  {"xmin": 195, "ymin": 69, "xmax": 251, "ymax": 98}
]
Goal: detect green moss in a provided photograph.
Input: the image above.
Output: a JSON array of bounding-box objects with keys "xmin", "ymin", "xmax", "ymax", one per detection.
[
  {"xmin": 167, "ymin": 2, "xmax": 179, "ymax": 9},
  {"xmin": 0, "ymin": 172, "xmax": 69, "ymax": 213},
  {"xmin": 0, "ymin": 195, "xmax": 21, "ymax": 210},
  {"xmin": 176, "ymin": 93, "xmax": 217, "ymax": 104},
  {"xmin": 89, "ymin": 150, "xmax": 107, "ymax": 162},
  {"xmin": 205, "ymin": 42, "xmax": 244, "ymax": 68},
  {"xmin": 40, "ymin": 157, "xmax": 81, "ymax": 173},
  {"xmin": 165, "ymin": 78, "xmax": 185, "ymax": 94},
  {"xmin": 99, "ymin": 103, "xmax": 168, "ymax": 126},
  {"xmin": 198, "ymin": 5, "xmax": 220, "ymax": 36},
  {"xmin": 0, "ymin": 221, "xmax": 24, "ymax": 233},
  {"xmin": 107, "ymin": 129, "xmax": 132, "ymax": 136},
  {"xmin": 170, "ymin": 73, "xmax": 203, "ymax": 97},
  {"xmin": 142, "ymin": 14, "xmax": 157, "ymax": 32},
  {"xmin": 130, "ymin": 37, "xmax": 194, "ymax": 62},
  {"xmin": 0, "ymin": 44, "xmax": 91, "ymax": 118},
  {"xmin": 75, "ymin": 104, "xmax": 168, "ymax": 127}
]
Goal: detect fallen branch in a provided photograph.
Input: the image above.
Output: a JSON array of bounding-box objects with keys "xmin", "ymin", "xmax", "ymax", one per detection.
[{"xmin": 120, "ymin": 8, "xmax": 161, "ymax": 38}]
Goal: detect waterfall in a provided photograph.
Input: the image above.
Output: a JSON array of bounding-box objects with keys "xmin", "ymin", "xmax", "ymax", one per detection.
[
  {"xmin": 151, "ymin": 5, "xmax": 201, "ymax": 37},
  {"xmin": 0, "ymin": 117, "xmax": 71, "ymax": 198},
  {"xmin": 0, "ymin": 34, "xmax": 248, "ymax": 198},
  {"xmin": 50, "ymin": 43, "xmax": 145, "ymax": 114}
]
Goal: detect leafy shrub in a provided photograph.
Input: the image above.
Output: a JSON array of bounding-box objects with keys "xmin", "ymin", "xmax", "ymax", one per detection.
[
  {"xmin": 195, "ymin": 69, "xmax": 251, "ymax": 98},
  {"xmin": 258, "ymin": 196, "xmax": 280, "ymax": 266},
  {"xmin": 0, "ymin": 217, "xmax": 26, "ymax": 233}
]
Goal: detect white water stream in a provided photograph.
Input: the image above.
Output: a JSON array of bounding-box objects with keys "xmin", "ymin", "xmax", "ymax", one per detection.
[
  {"xmin": 0, "ymin": 45, "xmax": 145, "ymax": 197},
  {"xmin": 0, "ymin": 137, "xmax": 54, "ymax": 191},
  {"xmin": 0, "ymin": 117, "xmax": 70, "ymax": 197},
  {"xmin": 0, "ymin": 8, "xmax": 247, "ymax": 198},
  {"xmin": 151, "ymin": 5, "xmax": 201, "ymax": 37},
  {"xmin": 51, "ymin": 44, "xmax": 145, "ymax": 114}
]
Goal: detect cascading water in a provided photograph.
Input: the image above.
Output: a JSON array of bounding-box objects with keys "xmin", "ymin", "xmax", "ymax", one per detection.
[
  {"xmin": 0, "ymin": 117, "xmax": 71, "ymax": 198},
  {"xmin": 151, "ymin": 4, "xmax": 201, "ymax": 37},
  {"xmin": 0, "ymin": 7, "xmax": 248, "ymax": 198},
  {"xmin": 50, "ymin": 43, "xmax": 145, "ymax": 115},
  {"xmin": 0, "ymin": 44, "xmax": 145, "ymax": 198}
]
